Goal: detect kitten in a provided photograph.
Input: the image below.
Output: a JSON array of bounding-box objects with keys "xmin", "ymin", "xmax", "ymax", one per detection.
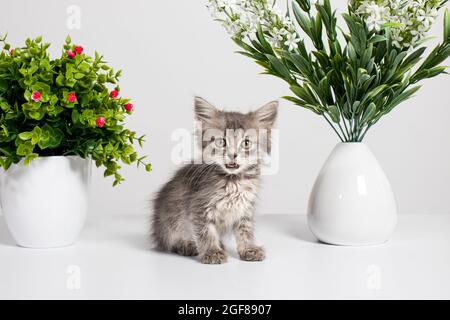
[{"xmin": 151, "ymin": 97, "xmax": 278, "ymax": 264}]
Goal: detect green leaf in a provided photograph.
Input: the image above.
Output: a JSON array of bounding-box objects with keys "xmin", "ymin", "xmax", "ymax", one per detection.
[
  {"xmin": 296, "ymin": 0, "xmax": 311, "ymax": 12},
  {"xmin": 382, "ymin": 22, "xmax": 404, "ymax": 29},
  {"xmin": 16, "ymin": 141, "xmax": 34, "ymax": 156},
  {"xmin": 285, "ymin": 53, "xmax": 314, "ymax": 78},
  {"xmin": 24, "ymin": 153, "xmax": 38, "ymax": 166},
  {"xmin": 284, "ymin": 96, "xmax": 323, "ymax": 114},
  {"xmin": 445, "ymin": 8, "xmax": 450, "ymax": 42},
  {"xmin": 385, "ymin": 85, "xmax": 422, "ymax": 113},
  {"xmin": 292, "ymin": 1, "xmax": 312, "ymax": 35},
  {"xmin": 426, "ymin": 66, "xmax": 449, "ymax": 78},
  {"xmin": 0, "ymin": 79, "xmax": 8, "ymax": 93},
  {"xmin": 0, "ymin": 157, "xmax": 13, "ymax": 170},
  {"xmin": 365, "ymin": 84, "xmax": 388, "ymax": 101},
  {"xmin": 401, "ymin": 47, "xmax": 426, "ymax": 69},
  {"xmin": 290, "ymin": 85, "xmax": 317, "ymax": 105},
  {"xmin": 31, "ymin": 126, "xmax": 42, "ymax": 145},
  {"xmin": 327, "ymin": 105, "xmax": 340, "ymax": 123},
  {"xmin": 56, "ymin": 73, "xmax": 65, "ymax": 86},
  {"xmin": 370, "ymin": 35, "xmax": 387, "ymax": 44},
  {"xmin": 104, "ymin": 169, "xmax": 114, "ymax": 177},
  {"xmin": 71, "ymin": 109, "xmax": 80, "ymax": 123},
  {"xmin": 266, "ymin": 55, "xmax": 293, "ymax": 81},
  {"xmin": 256, "ymin": 25, "xmax": 273, "ymax": 54},
  {"xmin": 360, "ymin": 103, "xmax": 376, "ymax": 125},
  {"xmin": 78, "ymin": 62, "xmax": 91, "ymax": 74},
  {"xmin": 19, "ymin": 132, "xmax": 33, "ymax": 141},
  {"xmin": 74, "ymin": 72, "xmax": 85, "ymax": 79},
  {"xmin": 130, "ymin": 152, "xmax": 137, "ymax": 162},
  {"xmin": 49, "ymin": 130, "xmax": 63, "ymax": 148},
  {"xmin": 414, "ymin": 36, "xmax": 437, "ymax": 47}
]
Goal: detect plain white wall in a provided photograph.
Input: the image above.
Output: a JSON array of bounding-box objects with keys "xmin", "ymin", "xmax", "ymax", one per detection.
[{"xmin": 0, "ymin": 0, "xmax": 449, "ymax": 216}]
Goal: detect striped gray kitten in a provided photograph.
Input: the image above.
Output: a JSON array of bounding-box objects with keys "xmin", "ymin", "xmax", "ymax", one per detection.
[{"xmin": 152, "ymin": 97, "xmax": 278, "ymax": 264}]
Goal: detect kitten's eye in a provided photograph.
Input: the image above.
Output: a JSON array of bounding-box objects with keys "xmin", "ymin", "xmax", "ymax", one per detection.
[
  {"xmin": 241, "ymin": 139, "xmax": 252, "ymax": 150},
  {"xmin": 215, "ymin": 138, "xmax": 226, "ymax": 148}
]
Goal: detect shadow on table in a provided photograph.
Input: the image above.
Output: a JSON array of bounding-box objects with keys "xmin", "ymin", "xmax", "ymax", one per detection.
[
  {"xmin": 0, "ymin": 216, "xmax": 16, "ymax": 247},
  {"xmin": 260, "ymin": 214, "xmax": 319, "ymax": 244},
  {"xmin": 123, "ymin": 233, "xmax": 153, "ymax": 251}
]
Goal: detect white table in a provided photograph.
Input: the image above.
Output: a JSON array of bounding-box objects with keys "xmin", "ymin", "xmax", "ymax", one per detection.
[{"xmin": 0, "ymin": 213, "xmax": 449, "ymax": 299}]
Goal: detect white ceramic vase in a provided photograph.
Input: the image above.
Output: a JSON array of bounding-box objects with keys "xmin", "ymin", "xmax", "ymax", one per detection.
[
  {"xmin": 307, "ymin": 143, "xmax": 397, "ymax": 246},
  {"xmin": 0, "ymin": 156, "xmax": 91, "ymax": 248}
]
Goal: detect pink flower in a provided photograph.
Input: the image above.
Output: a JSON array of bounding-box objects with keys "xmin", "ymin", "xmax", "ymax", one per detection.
[
  {"xmin": 124, "ymin": 103, "xmax": 133, "ymax": 113},
  {"xmin": 109, "ymin": 90, "xmax": 119, "ymax": 99},
  {"xmin": 9, "ymin": 48, "xmax": 14, "ymax": 56},
  {"xmin": 31, "ymin": 91, "xmax": 41, "ymax": 102},
  {"xmin": 67, "ymin": 92, "xmax": 77, "ymax": 103},
  {"xmin": 96, "ymin": 117, "xmax": 105, "ymax": 128},
  {"xmin": 67, "ymin": 50, "xmax": 76, "ymax": 58},
  {"xmin": 74, "ymin": 46, "xmax": 83, "ymax": 55}
]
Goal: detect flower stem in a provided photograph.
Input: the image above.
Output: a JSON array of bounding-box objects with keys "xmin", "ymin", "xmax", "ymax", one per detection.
[
  {"xmin": 323, "ymin": 114, "xmax": 344, "ymax": 142},
  {"xmin": 358, "ymin": 125, "xmax": 372, "ymax": 142}
]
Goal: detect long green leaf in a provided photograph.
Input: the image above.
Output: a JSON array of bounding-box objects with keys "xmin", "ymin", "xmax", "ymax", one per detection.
[
  {"xmin": 256, "ymin": 25, "xmax": 273, "ymax": 54},
  {"xmin": 290, "ymin": 85, "xmax": 318, "ymax": 105},
  {"xmin": 445, "ymin": 8, "xmax": 450, "ymax": 41},
  {"xmin": 384, "ymin": 85, "xmax": 422, "ymax": 113},
  {"xmin": 266, "ymin": 55, "xmax": 293, "ymax": 82},
  {"xmin": 360, "ymin": 102, "xmax": 376, "ymax": 125},
  {"xmin": 327, "ymin": 105, "xmax": 340, "ymax": 123}
]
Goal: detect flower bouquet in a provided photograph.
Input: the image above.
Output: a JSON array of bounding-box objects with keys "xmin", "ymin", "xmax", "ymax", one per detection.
[
  {"xmin": 208, "ymin": 0, "xmax": 450, "ymax": 245},
  {"xmin": 208, "ymin": 0, "xmax": 450, "ymax": 142}
]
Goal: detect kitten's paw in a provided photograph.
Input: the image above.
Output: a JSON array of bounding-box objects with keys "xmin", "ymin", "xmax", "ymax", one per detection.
[
  {"xmin": 239, "ymin": 245, "xmax": 266, "ymax": 262},
  {"xmin": 200, "ymin": 250, "xmax": 227, "ymax": 264},
  {"xmin": 171, "ymin": 241, "xmax": 199, "ymax": 256}
]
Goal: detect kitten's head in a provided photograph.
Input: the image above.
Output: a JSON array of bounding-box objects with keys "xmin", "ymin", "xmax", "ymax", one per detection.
[{"xmin": 195, "ymin": 97, "xmax": 278, "ymax": 175}]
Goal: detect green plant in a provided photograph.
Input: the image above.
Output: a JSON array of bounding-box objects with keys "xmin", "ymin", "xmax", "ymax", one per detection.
[
  {"xmin": 0, "ymin": 35, "xmax": 151, "ymax": 185},
  {"xmin": 208, "ymin": 0, "xmax": 450, "ymax": 142}
]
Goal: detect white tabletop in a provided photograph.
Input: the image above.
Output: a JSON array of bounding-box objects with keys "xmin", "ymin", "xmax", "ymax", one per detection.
[{"xmin": 0, "ymin": 213, "xmax": 449, "ymax": 300}]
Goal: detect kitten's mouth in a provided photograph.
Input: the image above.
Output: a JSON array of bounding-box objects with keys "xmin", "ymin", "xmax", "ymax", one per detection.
[{"xmin": 225, "ymin": 162, "xmax": 240, "ymax": 169}]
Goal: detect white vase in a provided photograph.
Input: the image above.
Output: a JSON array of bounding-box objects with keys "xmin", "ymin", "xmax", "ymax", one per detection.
[
  {"xmin": 307, "ymin": 143, "xmax": 397, "ymax": 246},
  {"xmin": 0, "ymin": 156, "xmax": 91, "ymax": 248}
]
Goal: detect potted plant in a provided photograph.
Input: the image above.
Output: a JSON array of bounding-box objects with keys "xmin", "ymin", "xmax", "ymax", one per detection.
[
  {"xmin": 208, "ymin": 0, "xmax": 450, "ymax": 245},
  {"xmin": 0, "ymin": 35, "xmax": 151, "ymax": 248}
]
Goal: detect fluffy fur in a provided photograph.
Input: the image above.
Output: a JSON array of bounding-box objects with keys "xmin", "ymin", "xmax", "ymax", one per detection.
[{"xmin": 151, "ymin": 97, "xmax": 278, "ymax": 264}]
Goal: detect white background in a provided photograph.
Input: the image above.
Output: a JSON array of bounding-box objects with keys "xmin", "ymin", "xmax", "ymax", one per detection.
[{"xmin": 1, "ymin": 0, "xmax": 449, "ymax": 217}]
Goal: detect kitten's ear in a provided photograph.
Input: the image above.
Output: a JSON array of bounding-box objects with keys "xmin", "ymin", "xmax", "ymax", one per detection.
[
  {"xmin": 194, "ymin": 97, "xmax": 218, "ymax": 126},
  {"xmin": 254, "ymin": 101, "xmax": 278, "ymax": 128}
]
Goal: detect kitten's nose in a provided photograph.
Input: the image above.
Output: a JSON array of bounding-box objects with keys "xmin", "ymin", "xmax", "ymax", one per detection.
[{"xmin": 228, "ymin": 152, "xmax": 238, "ymax": 160}]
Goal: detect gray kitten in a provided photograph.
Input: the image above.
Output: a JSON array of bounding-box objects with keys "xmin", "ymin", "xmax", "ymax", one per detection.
[{"xmin": 151, "ymin": 97, "xmax": 278, "ymax": 264}]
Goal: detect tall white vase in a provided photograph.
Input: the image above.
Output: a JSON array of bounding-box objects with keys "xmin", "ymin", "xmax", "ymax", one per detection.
[
  {"xmin": 0, "ymin": 156, "xmax": 91, "ymax": 248},
  {"xmin": 307, "ymin": 143, "xmax": 397, "ymax": 246}
]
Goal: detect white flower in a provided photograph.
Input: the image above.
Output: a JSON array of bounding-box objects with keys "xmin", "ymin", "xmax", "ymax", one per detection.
[
  {"xmin": 284, "ymin": 33, "xmax": 301, "ymax": 51},
  {"xmin": 271, "ymin": 27, "xmax": 288, "ymax": 42},
  {"xmin": 354, "ymin": 0, "xmax": 444, "ymax": 50},
  {"xmin": 357, "ymin": 1, "xmax": 391, "ymax": 32},
  {"xmin": 208, "ymin": 0, "xmax": 297, "ymax": 51},
  {"xmin": 210, "ymin": 0, "xmax": 444, "ymax": 53},
  {"xmin": 223, "ymin": 20, "xmax": 241, "ymax": 37},
  {"xmin": 365, "ymin": 15, "xmax": 382, "ymax": 31}
]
